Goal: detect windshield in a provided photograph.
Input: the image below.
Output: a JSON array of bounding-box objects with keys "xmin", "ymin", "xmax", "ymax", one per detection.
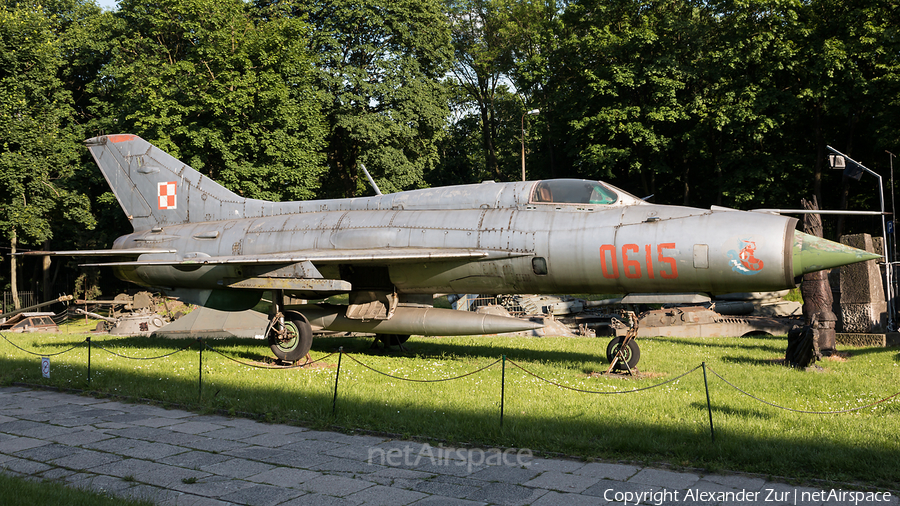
[{"xmin": 531, "ymin": 179, "xmax": 618, "ymax": 205}]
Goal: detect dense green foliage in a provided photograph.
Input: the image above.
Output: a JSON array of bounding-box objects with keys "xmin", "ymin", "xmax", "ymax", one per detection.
[{"xmin": 1, "ymin": 0, "xmax": 898, "ymax": 295}]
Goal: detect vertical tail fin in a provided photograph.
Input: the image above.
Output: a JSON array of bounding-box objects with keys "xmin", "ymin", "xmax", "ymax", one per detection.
[{"xmin": 85, "ymin": 134, "xmax": 248, "ymax": 232}]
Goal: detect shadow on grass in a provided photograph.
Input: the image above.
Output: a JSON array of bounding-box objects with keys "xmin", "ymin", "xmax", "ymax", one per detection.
[
  {"xmin": 648, "ymin": 336, "xmax": 786, "ymax": 355},
  {"xmin": 688, "ymin": 401, "xmax": 775, "ymax": 420},
  {"xmin": 719, "ymin": 355, "xmax": 786, "ymax": 367}
]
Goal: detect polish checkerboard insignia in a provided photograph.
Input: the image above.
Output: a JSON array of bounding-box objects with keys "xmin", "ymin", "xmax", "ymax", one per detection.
[{"xmin": 158, "ymin": 181, "xmax": 177, "ymax": 210}]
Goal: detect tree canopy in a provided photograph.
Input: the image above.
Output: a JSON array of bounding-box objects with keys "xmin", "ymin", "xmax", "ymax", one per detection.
[{"xmin": 2, "ymin": 0, "xmax": 899, "ymax": 296}]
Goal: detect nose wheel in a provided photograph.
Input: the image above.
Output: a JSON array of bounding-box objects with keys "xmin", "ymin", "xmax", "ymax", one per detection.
[
  {"xmin": 606, "ymin": 311, "xmax": 641, "ymax": 374},
  {"xmin": 606, "ymin": 336, "xmax": 640, "ymax": 372}
]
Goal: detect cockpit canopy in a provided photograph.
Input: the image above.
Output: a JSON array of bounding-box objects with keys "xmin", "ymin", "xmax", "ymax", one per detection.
[{"xmin": 531, "ymin": 179, "xmax": 619, "ymax": 205}]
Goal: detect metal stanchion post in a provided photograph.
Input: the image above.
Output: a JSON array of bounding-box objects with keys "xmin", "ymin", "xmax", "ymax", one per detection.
[
  {"xmin": 332, "ymin": 347, "xmax": 343, "ymax": 415},
  {"xmin": 702, "ymin": 362, "xmax": 715, "ymax": 442},
  {"xmin": 500, "ymin": 355, "xmax": 506, "ymax": 427}
]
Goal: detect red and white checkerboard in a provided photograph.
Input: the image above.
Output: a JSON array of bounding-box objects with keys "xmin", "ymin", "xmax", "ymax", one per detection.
[{"xmin": 158, "ymin": 181, "xmax": 177, "ymax": 210}]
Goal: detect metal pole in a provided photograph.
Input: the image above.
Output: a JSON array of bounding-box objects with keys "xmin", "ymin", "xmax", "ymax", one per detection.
[
  {"xmin": 332, "ymin": 347, "xmax": 343, "ymax": 415},
  {"xmin": 500, "ymin": 355, "xmax": 506, "ymax": 427},
  {"xmin": 86, "ymin": 336, "xmax": 91, "ymax": 386},
  {"xmin": 826, "ymin": 146, "xmax": 893, "ymax": 330},
  {"xmin": 702, "ymin": 362, "xmax": 715, "ymax": 442},
  {"xmin": 520, "ymin": 114, "xmax": 526, "ymax": 182},
  {"xmin": 520, "ymin": 109, "xmax": 539, "ymax": 181},
  {"xmin": 198, "ymin": 338, "xmax": 203, "ymax": 401},
  {"xmin": 889, "ymin": 151, "xmax": 897, "ymax": 262}
]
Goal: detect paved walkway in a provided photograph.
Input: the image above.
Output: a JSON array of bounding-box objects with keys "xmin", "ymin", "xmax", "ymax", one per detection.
[{"xmin": 0, "ymin": 386, "xmax": 895, "ymax": 506}]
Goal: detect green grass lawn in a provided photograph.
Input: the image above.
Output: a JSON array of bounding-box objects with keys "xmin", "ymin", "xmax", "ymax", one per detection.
[
  {"xmin": 0, "ymin": 472, "xmax": 155, "ymax": 506},
  {"xmin": 1, "ymin": 328, "xmax": 898, "ymax": 488}
]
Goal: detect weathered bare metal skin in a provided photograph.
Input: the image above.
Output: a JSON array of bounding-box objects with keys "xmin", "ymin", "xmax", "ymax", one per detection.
[
  {"xmin": 61, "ymin": 134, "xmax": 876, "ymax": 341},
  {"xmin": 84, "ymin": 136, "xmax": 799, "ymax": 296}
]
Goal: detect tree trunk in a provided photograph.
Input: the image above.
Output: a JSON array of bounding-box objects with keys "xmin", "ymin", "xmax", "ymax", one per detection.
[{"xmin": 42, "ymin": 240, "xmax": 52, "ymax": 300}]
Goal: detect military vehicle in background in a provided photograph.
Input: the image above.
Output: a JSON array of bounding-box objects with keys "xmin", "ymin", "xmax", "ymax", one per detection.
[
  {"xmin": 75, "ymin": 291, "xmax": 177, "ymax": 336},
  {"xmin": 0, "ymin": 295, "xmax": 73, "ymax": 333}
]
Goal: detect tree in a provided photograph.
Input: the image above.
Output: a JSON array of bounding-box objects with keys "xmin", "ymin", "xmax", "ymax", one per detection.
[
  {"xmin": 95, "ymin": 0, "xmax": 327, "ymax": 202},
  {"xmin": 0, "ymin": 0, "xmax": 95, "ymax": 305},
  {"xmin": 298, "ymin": 0, "xmax": 452, "ymax": 198}
]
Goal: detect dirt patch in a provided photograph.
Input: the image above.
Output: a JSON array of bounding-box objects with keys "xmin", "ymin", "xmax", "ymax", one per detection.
[{"xmin": 587, "ymin": 370, "xmax": 666, "ymax": 380}]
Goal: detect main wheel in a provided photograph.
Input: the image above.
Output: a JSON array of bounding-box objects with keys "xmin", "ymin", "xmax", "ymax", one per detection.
[
  {"xmin": 606, "ymin": 336, "xmax": 641, "ymax": 371},
  {"xmin": 380, "ymin": 334, "xmax": 410, "ymax": 346},
  {"xmin": 269, "ymin": 311, "xmax": 313, "ymax": 362}
]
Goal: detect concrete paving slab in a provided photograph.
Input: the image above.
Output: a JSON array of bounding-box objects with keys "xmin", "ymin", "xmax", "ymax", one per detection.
[
  {"xmin": 68, "ymin": 471, "xmax": 139, "ymax": 495},
  {"xmin": 217, "ymin": 482, "xmax": 306, "ymax": 506},
  {"xmin": 47, "ymin": 428, "xmax": 113, "ymax": 445},
  {"xmin": 523, "ymin": 470, "xmax": 601, "ymax": 494},
  {"xmin": 246, "ymin": 466, "xmax": 322, "ymax": 486},
  {"xmin": 0, "ymin": 435, "xmax": 50, "ymax": 453},
  {"xmin": 530, "ymin": 490, "xmax": 611, "ymax": 506},
  {"xmin": 408, "ymin": 496, "xmax": 487, "ymax": 505},
  {"xmin": 162, "ymin": 494, "xmax": 235, "ymax": 506},
  {"xmin": 180, "ymin": 435, "xmax": 248, "ymax": 452},
  {"xmin": 170, "ymin": 474, "xmax": 257, "ymax": 498},
  {"xmin": 581, "ymin": 477, "xmax": 660, "ymax": 499},
  {"xmin": 299, "ymin": 473, "xmax": 376, "ymax": 497},
  {"xmin": 413, "ymin": 475, "xmax": 485, "ymax": 498},
  {"xmin": 3, "ymin": 386, "xmax": 897, "ymax": 506},
  {"xmin": 277, "ymin": 492, "xmax": 355, "ymax": 506},
  {"xmin": 467, "ymin": 464, "xmax": 542, "ymax": 484},
  {"xmin": 49, "ymin": 447, "xmax": 125, "ymax": 470},
  {"xmin": 202, "ymin": 426, "xmax": 269, "ymax": 441},
  {"xmin": 698, "ymin": 473, "xmax": 767, "ymax": 491},
  {"xmin": 132, "ymin": 417, "xmax": 187, "ymax": 428},
  {"xmin": 345, "ymin": 483, "xmax": 429, "ymax": 505},
  {"xmin": 13, "ymin": 442, "xmax": 74, "ymax": 461},
  {"xmin": 168, "ymin": 420, "xmax": 228, "ymax": 434},
  {"xmin": 159, "ymin": 450, "xmax": 234, "ymax": 470},
  {"xmin": 465, "ymin": 481, "xmax": 549, "ymax": 506},
  {"xmin": 628, "ymin": 467, "xmax": 702, "ymax": 490},
  {"xmin": 239, "ymin": 432, "xmax": 306, "ymax": 448},
  {"xmin": 119, "ymin": 439, "xmax": 191, "ymax": 460},
  {"xmin": 310, "ymin": 455, "xmax": 389, "ymax": 475},
  {"xmin": 573, "ymin": 461, "xmax": 641, "ymax": 481},
  {"xmin": 200, "ymin": 457, "xmax": 276, "ymax": 479},
  {"xmin": 1, "ymin": 456, "xmax": 54, "ymax": 475}
]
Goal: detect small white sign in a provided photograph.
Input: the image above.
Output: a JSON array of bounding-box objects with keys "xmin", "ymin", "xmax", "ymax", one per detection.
[{"xmin": 41, "ymin": 357, "xmax": 50, "ymax": 378}]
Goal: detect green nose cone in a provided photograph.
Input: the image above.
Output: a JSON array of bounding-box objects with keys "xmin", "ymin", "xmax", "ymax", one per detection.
[{"xmin": 792, "ymin": 231, "xmax": 882, "ymax": 277}]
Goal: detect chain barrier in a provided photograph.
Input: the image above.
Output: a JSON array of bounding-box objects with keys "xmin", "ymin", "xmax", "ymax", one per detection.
[
  {"xmin": 706, "ymin": 365, "xmax": 900, "ymax": 414},
  {"xmin": 203, "ymin": 341, "xmax": 338, "ymax": 370},
  {"xmin": 4, "ymin": 330, "xmax": 900, "ymax": 427},
  {"xmin": 344, "ymin": 353, "xmax": 502, "ymax": 382},
  {"xmin": 92, "ymin": 340, "xmax": 195, "ymax": 361},
  {"xmin": 0, "ymin": 332, "xmax": 87, "ymax": 357},
  {"xmin": 508, "ymin": 358, "xmax": 703, "ymax": 394}
]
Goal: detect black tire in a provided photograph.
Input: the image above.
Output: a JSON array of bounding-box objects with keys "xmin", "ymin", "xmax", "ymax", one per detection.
[
  {"xmin": 269, "ymin": 311, "xmax": 313, "ymax": 362},
  {"xmin": 379, "ymin": 334, "xmax": 410, "ymax": 346},
  {"xmin": 606, "ymin": 336, "xmax": 641, "ymax": 371}
]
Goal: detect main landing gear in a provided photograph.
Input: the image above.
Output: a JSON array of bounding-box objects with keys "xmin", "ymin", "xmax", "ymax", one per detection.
[{"xmin": 267, "ymin": 292, "xmax": 313, "ymax": 363}]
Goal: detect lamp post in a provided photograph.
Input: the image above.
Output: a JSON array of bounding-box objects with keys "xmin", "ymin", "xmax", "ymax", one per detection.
[
  {"xmin": 827, "ymin": 145, "xmax": 894, "ymax": 331},
  {"xmin": 521, "ymin": 109, "xmax": 540, "ymax": 181}
]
